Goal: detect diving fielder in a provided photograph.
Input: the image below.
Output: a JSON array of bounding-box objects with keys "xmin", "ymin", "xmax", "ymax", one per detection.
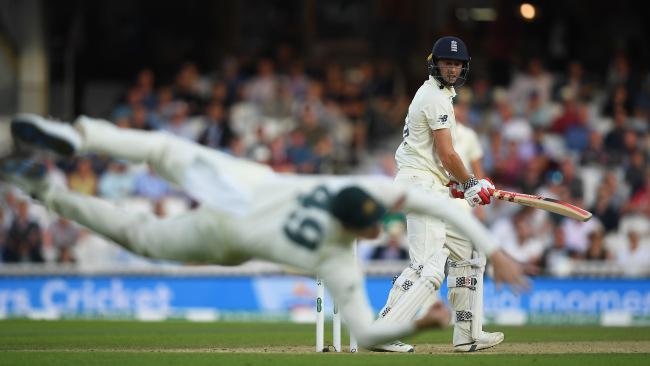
[
  {"xmin": 373, "ymin": 36, "xmax": 503, "ymax": 353},
  {"xmin": 0, "ymin": 114, "xmax": 525, "ymax": 349}
]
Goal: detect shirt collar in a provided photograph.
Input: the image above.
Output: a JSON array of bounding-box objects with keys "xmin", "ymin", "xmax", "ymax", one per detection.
[{"xmin": 429, "ymin": 75, "xmax": 456, "ymax": 98}]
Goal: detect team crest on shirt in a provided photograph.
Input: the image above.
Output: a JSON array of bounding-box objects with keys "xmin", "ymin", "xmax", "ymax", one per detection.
[{"xmin": 438, "ymin": 115, "xmax": 448, "ymax": 124}]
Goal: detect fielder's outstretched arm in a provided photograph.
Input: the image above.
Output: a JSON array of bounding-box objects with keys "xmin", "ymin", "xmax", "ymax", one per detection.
[{"xmin": 317, "ymin": 252, "xmax": 444, "ymax": 348}]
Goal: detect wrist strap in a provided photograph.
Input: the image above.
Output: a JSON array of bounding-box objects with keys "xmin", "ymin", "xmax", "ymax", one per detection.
[{"xmin": 463, "ymin": 176, "xmax": 479, "ymax": 191}]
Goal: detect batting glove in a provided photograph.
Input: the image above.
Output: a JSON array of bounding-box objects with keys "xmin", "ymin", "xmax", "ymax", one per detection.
[
  {"xmin": 446, "ymin": 180, "xmax": 465, "ymax": 199},
  {"xmin": 463, "ymin": 177, "xmax": 494, "ymax": 207}
]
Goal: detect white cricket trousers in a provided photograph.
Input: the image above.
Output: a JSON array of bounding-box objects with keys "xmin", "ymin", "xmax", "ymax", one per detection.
[{"xmin": 394, "ymin": 168, "xmax": 472, "ymax": 263}]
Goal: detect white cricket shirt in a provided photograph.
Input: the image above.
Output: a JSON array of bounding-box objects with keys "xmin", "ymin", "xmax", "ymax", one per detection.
[{"xmin": 395, "ymin": 76, "xmax": 457, "ymax": 184}]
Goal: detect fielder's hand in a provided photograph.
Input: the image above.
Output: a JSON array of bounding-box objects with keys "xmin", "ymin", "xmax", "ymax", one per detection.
[
  {"xmin": 463, "ymin": 177, "xmax": 494, "ymax": 207},
  {"xmin": 489, "ymin": 249, "xmax": 530, "ymax": 293}
]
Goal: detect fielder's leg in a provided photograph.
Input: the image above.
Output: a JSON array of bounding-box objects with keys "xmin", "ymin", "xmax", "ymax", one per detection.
[
  {"xmin": 10, "ymin": 114, "xmax": 274, "ymax": 193},
  {"xmin": 0, "ymin": 160, "xmax": 245, "ymax": 265}
]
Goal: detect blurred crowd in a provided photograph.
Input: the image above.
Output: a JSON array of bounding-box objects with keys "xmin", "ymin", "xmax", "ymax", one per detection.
[{"xmin": 1, "ymin": 50, "xmax": 650, "ymax": 276}]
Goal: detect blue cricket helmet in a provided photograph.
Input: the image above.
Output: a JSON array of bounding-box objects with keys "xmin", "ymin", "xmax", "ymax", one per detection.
[{"xmin": 427, "ymin": 36, "xmax": 471, "ymax": 87}]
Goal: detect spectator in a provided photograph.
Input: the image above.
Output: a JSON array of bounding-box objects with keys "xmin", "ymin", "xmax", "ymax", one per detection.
[
  {"xmin": 43, "ymin": 158, "xmax": 67, "ymax": 189},
  {"xmin": 553, "ymin": 61, "xmax": 594, "ymax": 103},
  {"xmin": 161, "ymin": 101, "xmax": 197, "ymax": 141},
  {"xmin": 197, "ymin": 102, "xmax": 233, "ymax": 150},
  {"xmin": 267, "ymin": 136, "xmax": 295, "ymax": 173},
  {"xmin": 580, "ymin": 130, "xmax": 609, "ymax": 166},
  {"xmin": 559, "ymin": 216, "xmax": 603, "ymax": 258},
  {"xmin": 152, "ymin": 86, "xmax": 177, "ymax": 124},
  {"xmin": 220, "ymin": 56, "xmax": 245, "ymax": 106},
  {"xmin": 131, "ymin": 104, "xmax": 158, "ymax": 131},
  {"xmin": 3, "ymin": 200, "xmax": 43, "ymax": 263},
  {"xmin": 604, "ymin": 53, "xmax": 636, "ymax": 115},
  {"xmin": 245, "ymin": 58, "xmax": 280, "ymax": 106},
  {"xmin": 134, "ymin": 68, "xmax": 157, "ymax": 110},
  {"xmin": 247, "ymin": 126, "xmax": 272, "ymax": 165},
  {"xmin": 133, "ymin": 168, "xmax": 172, "ymax": 200},
  {"xmin": 558, "ymin": 158, "xmax": 584, "ymax": 201},
  {"xmin": 369, "ymin": 217, "xmax": 408, "ymax": 261},
  {"xmin": 98, "ymin": 160, "xmax": 135, "ymax": 200},
  {"xmin": 603, "ymin": 107, "xmax": 630, "ymax": 164},
  {"xmin": 624, "ymin": 149, "xmax": 646, "ymax": 195},
  {"xmin": 540, "ymin": 225, "xmax": 573, "ymax": 275},
  {"xmin": 623, "ymin": 168, "xmax": 650, "ymax": 217},
  {"xmin": 590, "ymin": 182, "xmax": 621, "ymax": 233},
  {"xmin": 616, "ymin": 230, "xmax": 650, "ymax": 276},
  {"xmin": 48, "ymin": 217, "xmax": 80, "ymax": 263},
  {"xmin": 68, "ymin": 157, "xmax": 98, "ymax": 196},
  {"xmin": 0, "ymin": 188, "xmax": 18, "ymax": 228},
  {"xmin": 552, "ymin": 96, "xmax": 590, "ymax": 152},
  {"xmin": 286, "ymin": 129, "xmax": 317, "ymax": 174},
  {"xmin": 174, "ymin": 62, "xmax": 208, "ymax": 114},
  {"xmin": 112, "ymin": 86, "xmax": 145, "ymax": 121},
  {"xmin": 584, "ymin": 229, "xmax": 611, "ymax": 261},
  {"xmin": 492, "ymin": 208, "xmax": 545, "ymax": 265},
  {"xmin": 224, "ymin": 135, "xmax": 246, "ymax": 158},
  {"xmin": 525, "ymin": 91, "xmax": 552, "ymax": 129},
  {"xmin": 508, "ymin": 58, "xmax": 553, "ymax": 116}
]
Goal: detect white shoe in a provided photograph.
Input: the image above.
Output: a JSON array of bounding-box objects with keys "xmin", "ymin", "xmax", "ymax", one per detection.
[
  {"xmin": 11, "ymin": 113, "xmax": 81, "ymax": 156},
  {"xmin": 372, "ymin": 340, "xmax": 414, "ymax": 353},
  {"xmin": 0, "ymin": 159, "xmax": 53, "ymax": 201},
  {"xmin": 454, "ymin": 331, "xmax": 504, "ymax": 352}
]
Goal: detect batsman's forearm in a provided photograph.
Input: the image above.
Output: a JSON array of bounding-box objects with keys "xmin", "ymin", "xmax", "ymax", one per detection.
[
  {"xmin": 440, "ymin": 151, "xmax": 471, "ymax": 183},
  {"xmin": 405, "ymin": 190, "xmax": 499, "ymax": 255}
]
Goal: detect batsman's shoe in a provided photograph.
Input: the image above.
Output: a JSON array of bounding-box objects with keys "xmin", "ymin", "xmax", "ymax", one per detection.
[
  {"xmin": 11, "ymin": 113, "xmax": 81, "ymax": 157},
  {"xmin": 454, "ymin": 331, "xmax": 504, "ymax": 352},
  {"xmin": 372, "ymin": 340, "xmax": 414, "ymax": 353},
  {"xmin": 0, "ymin": 159, "xmax": 53, "ymax": 201}
]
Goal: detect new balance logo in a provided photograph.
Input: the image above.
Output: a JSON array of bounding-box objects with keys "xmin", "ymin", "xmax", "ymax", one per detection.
[
  {"xmin": 438, "ymin": 115, "xmax": 448, "ymax": 123},
  {"xmin": 451, "ymin": 40, "xmax": 458, "ymax": 52}
]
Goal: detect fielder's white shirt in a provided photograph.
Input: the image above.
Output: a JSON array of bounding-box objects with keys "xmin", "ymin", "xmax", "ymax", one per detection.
[{"xmin": 395, "ymin": 76, "xmax": 457, "ymax": 184}]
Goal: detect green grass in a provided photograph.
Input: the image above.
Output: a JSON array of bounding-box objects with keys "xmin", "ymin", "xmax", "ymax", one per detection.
[
  {"xmin": 1, "ymin": 320, "xmax": 649, "ymax": 366},
  {"xmin": 2, "ymin": 353, "xmax": 649, "ymax": 366}
]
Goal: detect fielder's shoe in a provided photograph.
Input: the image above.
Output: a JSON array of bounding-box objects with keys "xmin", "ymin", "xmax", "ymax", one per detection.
[
  {"xmin": 372, "ymin": 340, "xmax": 414, "ymax": 353},
  {"xmin": 11, "ymin": 113, "xmax": 81, "ymax": 156},
  {"xmin": 0, "ymin": 159, "xmax": 52, "ymax": 201},
  {"xmin": 454, "ymin": 331, "xmax": 504, "ymax": 352},
  {"xmin": 0, "ymin": 119, "xmax": 33, "ymax": 161}
]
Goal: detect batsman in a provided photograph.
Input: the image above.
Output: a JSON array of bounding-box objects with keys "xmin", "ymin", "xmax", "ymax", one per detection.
[{"xmin": 374, "ymin": 36, "xmax": 502, "ymax": 352}]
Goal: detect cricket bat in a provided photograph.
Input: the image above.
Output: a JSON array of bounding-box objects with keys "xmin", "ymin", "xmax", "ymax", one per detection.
[{"xmin": 488, "ymin": 188, "xmax": 592, "ymax": 222}]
